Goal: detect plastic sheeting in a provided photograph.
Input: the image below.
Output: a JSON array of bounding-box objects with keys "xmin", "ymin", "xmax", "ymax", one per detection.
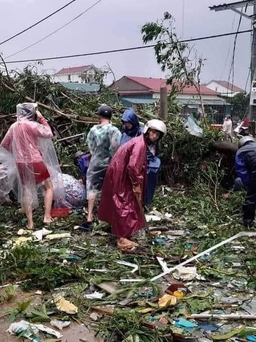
[
  {"xmin": 0, "ymin": 147, "xmax": 17, "ymax": 204},
  {"xmin": 181, "ymin": 115, "xmax": 203, "ymax": 137}
]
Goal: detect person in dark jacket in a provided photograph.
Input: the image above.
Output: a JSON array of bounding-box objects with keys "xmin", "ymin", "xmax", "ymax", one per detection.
[
  {"xmin": 120, "ymin": 108, "xmax": 143, "ymax": 145},
  {"xmin": 235, "ymin": 136, "xmax": 256, "ymax": 227},
  {"xmin": 120, "ymin": 109, "xmax": 161, "ymax": 208},
  {"xmin": 74, "ymin": 151, "xmax": 91, "ymax": 185}
]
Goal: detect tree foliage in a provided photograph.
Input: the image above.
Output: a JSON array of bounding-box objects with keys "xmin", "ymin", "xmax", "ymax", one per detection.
[
  {"xmin": 228, "ymin": 92, "xmax": 249, "ymax": 119},
  {"xmin": 141, "ymin": 12, "xmax": 205, "ymax": 92}
]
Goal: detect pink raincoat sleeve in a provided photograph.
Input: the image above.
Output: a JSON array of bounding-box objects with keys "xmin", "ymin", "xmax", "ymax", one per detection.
[
  {"xmin": 34, "ymin": 117, "xmax": 53, "ymax": 138},
  {"xmin": 1, "ymin": 127, "xmax": 13, "ymax": 152}
]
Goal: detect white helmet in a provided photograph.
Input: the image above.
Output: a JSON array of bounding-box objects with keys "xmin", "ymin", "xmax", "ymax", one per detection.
[
  {"xmin": 143, "ymin": 119, "xmax": 167, "ymax": 136},
  {"xmin": 238, "ymin": 136, "xmax": 255, "ymax": 148}
]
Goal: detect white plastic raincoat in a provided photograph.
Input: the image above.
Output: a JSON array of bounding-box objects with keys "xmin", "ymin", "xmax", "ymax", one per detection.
[{"xmin": 0, "ymin": 103, "xmax": 65, "ymax": 209}]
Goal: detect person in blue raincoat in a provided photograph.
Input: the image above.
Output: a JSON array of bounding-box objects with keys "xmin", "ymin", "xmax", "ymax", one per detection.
[
  {"xmin": 120, "ymin": 109, "xmax": 163, "ymax": 208},
  {"xmin": 120, "ymin": 108, "xmax": 144, "ymax": 145},
  {"xmin": 234, "ymin": 136, "xmax": 256, "ymax": 227}
]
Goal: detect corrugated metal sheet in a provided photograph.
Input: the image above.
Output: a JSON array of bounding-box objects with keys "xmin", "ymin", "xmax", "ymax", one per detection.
[
  {"xmin": 59, "ymin": 82, "xmax": 100, "ymax": 93},
  {"xmin": 121, "ymin": 97, "xmax": 156, "ymax": 105}
]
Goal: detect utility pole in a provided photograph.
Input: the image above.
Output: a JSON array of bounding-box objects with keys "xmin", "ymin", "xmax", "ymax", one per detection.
[
  {"xmin": 210, "ymin": 1, "xmax": 256, "ymax": 128},
  {"xmin": 160, "ymin": 86, "xmax": 168, "ymax": 119}
]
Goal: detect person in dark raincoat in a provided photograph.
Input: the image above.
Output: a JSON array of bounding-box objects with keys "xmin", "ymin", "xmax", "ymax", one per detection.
[
  {"xmin": 120, "ymin": 109, "xmax": 162, "ymax": 209},
  {"xmin": 74, "ymin": 150, "xmax": 91, "ymax": 185},
  {"xmin": 120, "ymin": 108, "xmax": 143, "ymax": 145},
  {"xmin": 235, "ymin": 136, "xmax": 256, "ymax": 227},
  {"xmin": 98, "ymin": 119, "xmax": 167, "ymax": 250}
]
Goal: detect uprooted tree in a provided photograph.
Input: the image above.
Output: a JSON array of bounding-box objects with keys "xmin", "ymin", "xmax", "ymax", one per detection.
[{"xmin": 0, "ymin": 54, "xmax": 235, "ymax": 194}]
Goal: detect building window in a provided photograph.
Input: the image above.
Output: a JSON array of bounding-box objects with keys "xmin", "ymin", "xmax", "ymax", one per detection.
[{"xmin": 68, "ymin": 75, "xmax": 71, "ymax": 81}]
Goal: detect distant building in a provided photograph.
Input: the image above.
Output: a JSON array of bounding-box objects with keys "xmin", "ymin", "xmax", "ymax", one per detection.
[
  {"xmin": 54, "ymin": 65, "xmax": 102, "ymax": 83},
  {"xmin": 59, "ymin": 82, "xmax": 101, "ymax": 94},
  {"xmin": 111, "ymin": 76, "xmax": 231, "ymax": 119},
  {"xmin": 206, "ymin": 80, "xmax": 245, "ymax": 97}
]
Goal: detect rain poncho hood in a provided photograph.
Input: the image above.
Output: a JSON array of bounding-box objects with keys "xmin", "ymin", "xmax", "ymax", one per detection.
[
  {"xmin": 0, "ymin": 103, "xmax": 65, "ymax": 209},
  {"xmin": 121, "ymin": 108, "xmax": 141, "ymax": 137},
  {"xmin": 17, "ymin": 102, "xmax": 38, "ymax": 121},
  {"xmin": 121, "ymin": 108, "xmax": 143, "ymax": 145}
]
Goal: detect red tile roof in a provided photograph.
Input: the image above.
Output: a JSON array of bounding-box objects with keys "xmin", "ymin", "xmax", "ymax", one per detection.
[
  {"xmin": 126, "ymin": 76, "xmax": 220, "ymax": 96},
  {"xmin": 210, "ymin": 80, "xmax": 245, "ymax": 93},
  {"xmin": 55, "ymin": 65, "xmax": 90, "ymax": 75}
]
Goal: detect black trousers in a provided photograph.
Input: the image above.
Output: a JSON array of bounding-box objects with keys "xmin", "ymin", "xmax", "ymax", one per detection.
[{"xmin": 243, "ymin": 179, "xmax": 256, "ymax": 225}]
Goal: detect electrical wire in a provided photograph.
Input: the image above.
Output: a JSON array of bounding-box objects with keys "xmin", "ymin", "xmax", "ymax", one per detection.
[
  {"xmin": 3, "ymin": 29, "xmax": 252, "ymax": 65},
  {"xmin": 245, "ymin": 68, "xmax": 251, "ymax": 91},
  {"xmin": 6, "ymin": 0, "xmax": 103, "ymax": 60},
  {"xmin": 227, "ymin": 1, "xmax": 248, "ymax": 94},
  {"xmin": 227, "ymin": 15, "xmax": 243, "ymax": 94},
  {"xmin": 0, "ymin": 0, "xmax": 76, "ymax": 46},
  {"xmin": 219, "ymin": 13, "xmax": 236, "ymax": 80}
]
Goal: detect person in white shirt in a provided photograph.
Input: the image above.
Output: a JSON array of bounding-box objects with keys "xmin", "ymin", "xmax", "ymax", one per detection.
[{"xmin": 222, "ymin": 115, "xmax": 233, "ymax": 138}]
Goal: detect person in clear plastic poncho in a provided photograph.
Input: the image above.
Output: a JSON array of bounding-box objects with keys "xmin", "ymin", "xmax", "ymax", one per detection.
[
  {"xmin": 81, "ymin": 104, "xmax": 121, "ymax": 230},
  {"xmin": 0, "ymin": 103, "xmax": 64, "ymax": 229}
]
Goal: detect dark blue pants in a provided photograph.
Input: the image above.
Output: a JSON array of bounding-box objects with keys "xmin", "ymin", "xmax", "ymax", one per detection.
[
  {"xmin": 243, "ymin": 177, "xmax": 256, "ymax": 226},
  {"xmin": 145, "ymin": 169, "xmax": 158, "ymax": 207}
]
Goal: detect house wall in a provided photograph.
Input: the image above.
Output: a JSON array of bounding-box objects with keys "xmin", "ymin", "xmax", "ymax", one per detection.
[
  {"xmin": 54, "ymin": 66, "xmax": 98, "ymax": 83},
  {"xmin": 153, "ymin": 92, "xmax": 224, "ymax": 103},
  {"xmin": 206, "ymin": 81, "xmax": 237, "ymax": 96},
  {"xmin": 54, "ymin": 74, "xmax": 81, "ymax": 83}
]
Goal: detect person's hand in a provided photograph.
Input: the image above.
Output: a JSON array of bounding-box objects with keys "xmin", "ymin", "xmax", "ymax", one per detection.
[
  {"xmin": 133, "ymin": 184, "xmax": 142, "ymax": 202},
  {"xmin": 223, "ymin": 192, "xmax": 231, "ymax": 200},
  {"xmin": 36, "ymin": 110, "xmax": 43, "ymax": 119}
]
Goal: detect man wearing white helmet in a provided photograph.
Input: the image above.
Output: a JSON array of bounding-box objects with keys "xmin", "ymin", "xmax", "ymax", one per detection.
[{"xmin": 98, "ymin": 119, "xmax": 166, "ymax": 250}]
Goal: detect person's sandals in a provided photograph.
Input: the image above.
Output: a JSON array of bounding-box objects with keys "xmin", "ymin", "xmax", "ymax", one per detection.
[{"xmin": 43, "ymin": 218, "xmax": 56, "ymax": 225}]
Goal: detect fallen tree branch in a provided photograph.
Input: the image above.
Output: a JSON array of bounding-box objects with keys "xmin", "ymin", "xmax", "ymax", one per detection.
[
  {"xmin": 0, "ymin": 79, "xmax": 98, "ymax": 124},
  {"xmin": 57, "ymin": 133, "xmax": 84, "ymax": 142}
]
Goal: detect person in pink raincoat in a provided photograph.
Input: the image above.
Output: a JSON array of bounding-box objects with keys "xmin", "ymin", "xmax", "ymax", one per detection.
[
  {"xmin": 1, "ymin": 103, "xmax": 62, "ymax": 229},
  {"xmin": 98, "ymin": 119, "xmax": 167, "ymax": 250}
]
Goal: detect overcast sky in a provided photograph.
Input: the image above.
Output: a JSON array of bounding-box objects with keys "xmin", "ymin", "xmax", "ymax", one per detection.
[{"xmin": 0, "ymin": 0, "xmax": 252, "ymax": 89}]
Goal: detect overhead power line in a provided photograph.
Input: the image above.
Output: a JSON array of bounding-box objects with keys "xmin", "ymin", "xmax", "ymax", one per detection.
[
  {"xmin": 0, "ymin": 0, "xmax": 76, "ymax": 46},
  {"xmin": 3, "ymin": 29, "xmax": 252, "ymax": 65},
  {"xmin": 6, "ymin": 0, "xmax": 103, "ymax": 59}
]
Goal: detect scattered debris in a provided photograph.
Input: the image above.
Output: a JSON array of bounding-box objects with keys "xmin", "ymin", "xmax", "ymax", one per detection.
[
  {"xmin": 54, "ymin": 295, "xmax": 78, "ymax": 314},
  {"xmin": 50, "ymin": 319, "xmax": 71, "ymax": 330},
  {"xmin": 85, "ymin": 292, "xmax": 105, "ymax": 300},
  {"xmin": 7, "ymin": 320, "xmax": 63, "ymax": 340}
]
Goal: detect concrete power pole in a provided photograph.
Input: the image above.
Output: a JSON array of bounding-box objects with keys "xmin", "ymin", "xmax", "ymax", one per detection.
[{"xmin": 210, "ymin": 1, "xmax": 256, "ymax": 126}]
